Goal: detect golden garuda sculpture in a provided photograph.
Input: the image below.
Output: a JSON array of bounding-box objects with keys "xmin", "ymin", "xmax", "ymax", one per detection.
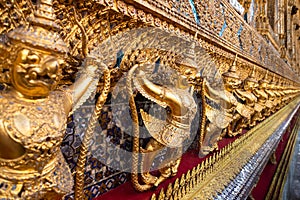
[
  {"xmin": 252, "ymin": 70, "xmax": 271, "ymax": 122},
  {"xmin": 0, "ymin": 0, "xmax": 298, "ymax": 198},
  {"xmin": 217, "ymin": 55, "xmax": 244, "ymax": 137},
  {"xmin": 109, "ymin": 31, "xmax": 206, "ymax": 191},
  {"xmin": 265, "ymin": 74, "xmax": 280, "ymax": 114},
  {"xmin": 127, "ymin": 48, "xmax": 199, "ymax": 191},
  {"xmin": 197, "ymin": 70, "xmax": 230, "ymax": 155},
  {"xmin": 0, "ymin": 0, "xmax": 103, "ymax": 199},
  {"xmin": 134, "ymin": 63, "xmax": 197, "ymax": 186},
  {"xmin": 234, "ymin": 67, "xmax": 258, "ymax": 130}
]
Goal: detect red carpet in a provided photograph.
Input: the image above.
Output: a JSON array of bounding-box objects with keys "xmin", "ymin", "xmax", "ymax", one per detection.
[
  {"xmin": 95, "ymin": 150, "xmax": 207, "ymax": 200},
  {"xmin": 94, "ymin": 135, "xmax": 240, "ymax": 200},
  {"xmin": 95, "ymin": 116, "xmax": 296, "ymax": 200}
]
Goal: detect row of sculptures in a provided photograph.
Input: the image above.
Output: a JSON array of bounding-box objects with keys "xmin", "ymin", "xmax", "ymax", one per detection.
[
  {"xmin": 129, "ymin": 53, "xmax": 300, "ymax": 191},
  {"xmin": 0, "ymin": 0, "xmax": 299, "ymax": 199},
  {"xmin": 200, "ymin": 58, "xmax": 300, "ymax": 156},
  {"xmin": 0, "ymin": 0, "xmax": 102, "ymax": 199}
]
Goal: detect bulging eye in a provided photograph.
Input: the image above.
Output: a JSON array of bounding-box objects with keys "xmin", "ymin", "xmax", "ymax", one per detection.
[
  {"xmin": 18, "ymin": 49, "xmax": 30, "ymax": 63},
  {"xmin": 27, "ymin": 54, "xmax": 40, "ymax": 64},
  {"xmin": 44, "ymin": 58, "xmax": 60, "ymax": 79},
  {"xmin": 29, "ymin": 71, "xmax": 38, "ymax": 80}
]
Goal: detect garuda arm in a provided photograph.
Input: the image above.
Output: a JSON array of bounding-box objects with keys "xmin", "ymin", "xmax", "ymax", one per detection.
[{"xmin": 63, "ymin": 61, "xmax": 102, "ymax": 115}]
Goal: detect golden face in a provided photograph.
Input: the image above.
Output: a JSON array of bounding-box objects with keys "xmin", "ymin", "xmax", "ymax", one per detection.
[
  {"xmin": 268, "ymin": 84, "xmax": 275, "ymax": 89},
  {"xmin": 259, "ymin": 82, "xmax": 267, "ymax": 89},
  {"xmin": 177, "ymin": 67, "xmax": 199, "ymax": 89},
  {"xmin": 224, "ymin": 76, "xmax": 241, "ymax": 89},
  {"xmin": 176, "ymin": 74, "xmax": 190, "ymax": 89},
  {"xmin": 11, "ymin": 48, "xmax": 63, "ymax": 98},
  {"xmin": 244, "ymin": 80, "xmax": 257, "ymax": 91}
]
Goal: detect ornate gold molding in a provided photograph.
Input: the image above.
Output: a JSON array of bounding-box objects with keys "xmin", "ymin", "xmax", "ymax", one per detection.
[
  {"xmin": 117, "ymin": 0, "xmax": 299, "ymax": 82},
  {"xmin": 150, "ymin": 97, "xmax": 300, "ymax": 200},
  {"xmin": 1, "ymin": 0, "xmax": 300, "ymax": 198}
]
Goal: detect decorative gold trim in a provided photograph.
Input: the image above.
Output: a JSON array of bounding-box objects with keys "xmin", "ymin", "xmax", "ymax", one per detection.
[
  {"xmin": 117, "ymin": 0, "xmax": 298, "ymax": 82},
  {"xmin": 150, "ymin": 97, "xmax": 300, "ymax": 200}
]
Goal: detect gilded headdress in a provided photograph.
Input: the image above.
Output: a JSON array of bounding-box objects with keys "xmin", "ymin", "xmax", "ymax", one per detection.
[
  {"xmin": 222, "ymin": 54, "xmax": 240, "ymax": 79},
  {"xmin": 175, "ymin": 33, "xmax": 202, "ymax": 76},
  {"xmin": 259, "ymin": 70, "xmax": 270, "ymax": 84},
  {"xmin": 245, "ymin": 66, "xmax": 258, "ymax": 83},
  {"xmin": 0, "ymin": 0, "xmax": 68, "ymax": 84},
  {"xmin": 7, "ymin": 0, "xmax": 68, "ymax": 54}
]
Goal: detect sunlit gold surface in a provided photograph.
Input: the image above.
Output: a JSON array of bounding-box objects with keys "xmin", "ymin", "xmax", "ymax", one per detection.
[
  {"xmin": 0, "ymin": 0, "xmax": 299, "ymax": 198},
  {"xmin": 150, "ymin": 97, "xmax": 300, "ymax": 200},
  {"xmin": 0, "ymin": 0, "xmax": 100, "ymax": 199},
  {"xmin": 127, "ymin": 49, "xmax": 198, "ymax": 190}
]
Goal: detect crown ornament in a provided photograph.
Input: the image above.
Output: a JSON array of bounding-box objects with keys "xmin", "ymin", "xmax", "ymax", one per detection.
[
  {"xmin": 259, "ymin": 70, "xmax": 270, "ymax": 84},
  {"xmin": 176, "ymin": 32, "xmax": 198, "ymax": 70},
  {"xmin": 223, "ymin": 54, "xmax": 240, "ymax": 79},
  {"xmin": 270, "ymin": 73, "xmax": 278, "ymax": 84},
  {"xmin": 7, "ymin": 0, "xmax": 68, "ymax": 54},
  {"xmin": 245, "ymin": 66, "xmax": 258, "ymax": 83}
]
